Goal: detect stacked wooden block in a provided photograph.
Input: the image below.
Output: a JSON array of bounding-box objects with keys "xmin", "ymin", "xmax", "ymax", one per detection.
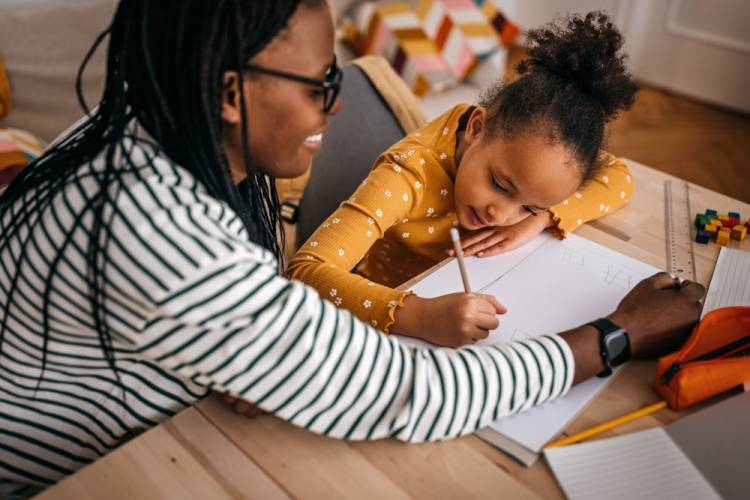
[{"xmin": 695, "ymin": 209, "xmax": 748, "ymax": 246}]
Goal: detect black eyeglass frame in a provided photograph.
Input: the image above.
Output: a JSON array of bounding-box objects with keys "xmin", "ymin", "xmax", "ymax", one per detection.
[{"xmin": 245, "ymin": 56, "xmax": 342, "ymax": 113}]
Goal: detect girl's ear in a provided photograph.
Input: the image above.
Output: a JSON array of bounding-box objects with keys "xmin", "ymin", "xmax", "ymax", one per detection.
[
  {"xmin": 221, "ymin": 71, "xmax": 242, "ymax": 125},
  {"xmin": 463, "ymin": 107, "xmax": 488, "ymax": 146}
]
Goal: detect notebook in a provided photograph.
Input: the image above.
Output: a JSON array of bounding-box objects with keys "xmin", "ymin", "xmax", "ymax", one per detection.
[
  {"xmin": 544, "ymin": 391, "xmax": 750, "ymax": 500},
  {"xmin": 702, "ymin": 247, "xmax": 750, "ymax": 317},
  {"xmin": 398, "ymin": 233, "xmax": 660, "ymax": 465}
]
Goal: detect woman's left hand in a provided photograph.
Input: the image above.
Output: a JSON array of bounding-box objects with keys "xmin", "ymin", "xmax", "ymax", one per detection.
[
  {"xmin": 221, "ymin": 394, "xmax": 267, "ymax": 418},
  {"xmin": 452, "ymin": 212, "xmax": 554, "ymax": 258}
]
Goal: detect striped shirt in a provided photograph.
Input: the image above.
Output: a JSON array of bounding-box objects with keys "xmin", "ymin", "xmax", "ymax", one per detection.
[{"xmin": 0, "ymin": 139, "xmax": 574, "ymax": 496}]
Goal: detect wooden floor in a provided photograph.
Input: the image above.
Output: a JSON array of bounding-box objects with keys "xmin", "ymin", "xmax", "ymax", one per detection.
[{"xmin": 506, "ymin": 46, "xmax": 750, "ymax": 204}]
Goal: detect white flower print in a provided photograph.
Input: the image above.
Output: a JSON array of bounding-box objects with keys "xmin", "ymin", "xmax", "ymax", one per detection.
[
  {"xmin": 419, "ymin": 158, "xmax": 426, "ymax": 166},
  {"xmin": 338, "ymin": 248, "xmax": 345, "ymax": 256},
  {"xmin": 620, "ymin": 191, "xmax": 626, "ymax": 199},
  {"xmin": 414, "ymin": 181, "xmax": 422, "ymax": 189},
  {"xmin": 602, "ymin": 175, "xmax": 609, "ymax": 183},
  {"xmin": 440, "ymin": 188, "xmax": 449, "ymax": 196},
  {"xmin": 371, "ymin": 320, "xmax": 378, "ymax": 327},
  {"xmin": 563, "ymin": 199, "xmax": 569, "ymax": 205},
  {"xmin": 393, "ymin": 165, "xmax": 402, "ymax": 173},
  {"xmin": 367, "ymin": 217, "xmax": 374, "ymax": 225},
  {"xmin": 439, "ymin": 152, "xmax": 448, "ymax": 160},
  {"xmin": 366, "ymin": 230, "xmax": 373, "ymax": 237},
  {"xmin": 322, "ymin": 222, "xmax": 330, "ymax": 228},
  {"xmin": 388, "ymin": 300, "xmax": 397, "ymax": 308},
  {"xmin": 363, "ymin": 299, "xmax": 372, "ymax": 309},
  {"xmin": 402, "ymin": 232, "xmax": 410, "ymax": 239},
  {"xmin": 375, "ymin": 209, "xmax": 383, "ymax": 217},
  {"xmin": 605, "ymin": 205, "xmax": 611, "ymax": 212},
  {"xmin": 599, "ymin": 203, "xmax": 606, "ymax": 212},
  {"xmin": 576, "ymin": 218, "xmax": 583, "ymax": 225},
  {"xmin": 443, "ymin": 127, "xmax": 449, "ymax": 135},
  {"xmin": 427, "ymin": 226, "xmax": 434, "ymax": 234},
  {"xmin": 329, "ymin": 288, "xmax": 337, "ymax": 297},
  {"xmin": 402, "ymin": 218, "xmax": 409, "ymax": 223},
  {"xmin": 332, "ymin": 217, "xmax": 340, "ymax": 224},
  {"xmin": 574, "ymin": 192, "xmax": 582, "ymax": 199},
  {"xmin": 402, "ymin": 193, "xmax": 409, "ymax": 202},
  {"xmin": 626, "ymin": 174, "xmax": 632, "ymax": 184},
  {"xmin": 426, "ymin": 207, "xmax": 434, "ymax": 216},
  {"xmin": 408, "ymin": 150, "xmax": 415, "ymax": 156},
  {"xmin": 335, "ymin": 297, "xmax": 343, "ymax": 306},
  {"xmin": 309, "ymin": 241, "xmax": 319, "ymax": 247},
  {"xmin": 385, "ymin": 190, "xmax": 392, "ymax": 198}
]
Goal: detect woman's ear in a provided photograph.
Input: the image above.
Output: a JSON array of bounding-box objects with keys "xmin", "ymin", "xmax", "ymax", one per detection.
[
  {"xmin": 463, "ymin": 107, "xmax": 488, "ymax": 146},
  {"xmin": 221, "ymin": 71, "xmax": 242, "ymax": 125}
]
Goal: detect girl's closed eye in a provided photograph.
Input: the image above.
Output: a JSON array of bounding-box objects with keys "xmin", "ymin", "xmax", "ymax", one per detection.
[{"xmin": 491, "ymin": 175, "xmax": 509, "ymax": 193}]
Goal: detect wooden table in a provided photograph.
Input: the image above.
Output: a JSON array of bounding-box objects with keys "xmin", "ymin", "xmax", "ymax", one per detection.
[{"xmin": 39, "ymin": 160, "xmax": 750, "ymax": 500}]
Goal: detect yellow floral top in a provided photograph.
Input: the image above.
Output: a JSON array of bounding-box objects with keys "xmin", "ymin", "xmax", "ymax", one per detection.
[{"xmin": 287, "ymin": 104, "xmax": 634, "ymax": 332}]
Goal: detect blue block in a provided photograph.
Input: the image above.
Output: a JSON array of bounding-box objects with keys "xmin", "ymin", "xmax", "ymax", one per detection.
[
  {"xmin": 695, "ymin": 230, "xmax": 710, "ymax": 244},
  {"xmin": 705, "ymin": 209, "xmax": 718, "ymax": 217},
  {"xmin": 728, "ymin": 211, "xmax": 741, "ymax": 219}
]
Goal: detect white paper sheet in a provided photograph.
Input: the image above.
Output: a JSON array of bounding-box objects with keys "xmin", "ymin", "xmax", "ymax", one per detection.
[
  {"xmin": 544, "ymin": 428, "xmax": 720, "ymax": 500},
  {"xmin": 702, "ymin": 247, "xmax": 750, "ymax": 317},
  {"xmin": 400, "ymin": 233, "xmax": 660, "ymax": 458}
]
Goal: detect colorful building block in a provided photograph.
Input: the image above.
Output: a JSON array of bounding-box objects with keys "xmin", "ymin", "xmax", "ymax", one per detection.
[
  {"xmin": 710, "ymin": 219, "xmax": 722, "ymax": 227},
  {"xmin": 695, "ymin": 230, "xmax": 711, "ymax": 244},
  {"xmin": 731, "ymin": 225, "xmax": 747, "ymax": 241},
  {"xmin": 704, "ymin": 224, "xmax": 718, "ymax": 237},
  {"xmin": 722, "ymin": 218, "xmax": 737, "ymax": 228},
  {"xmin": 716, "ymin": 230, "xmax": 730, "ymax": 246},
  {"xmin": 728, "ymin": 211, "xmax": 741, "ymax": 220},
  {"xmin": 695, "ymin": 214, "xmax": 710, "ymax": 229},
  {"xmin": 705, "ymin": 209, "xmax": 718, "ymax": 217},
  {"xmin": 718, "ymin": 214, "xmax": 729, "ymax": 221}
]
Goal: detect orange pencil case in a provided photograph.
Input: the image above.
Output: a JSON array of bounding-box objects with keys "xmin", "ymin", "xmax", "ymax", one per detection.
[{"xmin": 653, "ymin": 306, "xmax": 750, "ymax": 411}]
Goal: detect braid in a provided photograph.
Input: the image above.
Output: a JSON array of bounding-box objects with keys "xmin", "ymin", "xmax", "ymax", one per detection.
[{"xmin": 0, "ymin": 0, "xmax": 303, "ymax": 384}]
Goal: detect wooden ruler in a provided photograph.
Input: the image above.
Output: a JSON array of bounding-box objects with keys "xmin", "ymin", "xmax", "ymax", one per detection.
[{"xmin": 664, "ymin": 179, "xmax": 696, "ymax": 281}]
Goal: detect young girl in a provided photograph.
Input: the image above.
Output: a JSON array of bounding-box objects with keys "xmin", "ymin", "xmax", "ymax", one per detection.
[{"xmin": 288, "ymin": 13, "xmax": 638, "ymax": 346}]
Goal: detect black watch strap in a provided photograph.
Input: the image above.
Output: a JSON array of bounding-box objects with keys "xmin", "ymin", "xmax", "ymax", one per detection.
[{"xmin": 588, "ymin": 318, "xmax": 631, "ymax": 378}]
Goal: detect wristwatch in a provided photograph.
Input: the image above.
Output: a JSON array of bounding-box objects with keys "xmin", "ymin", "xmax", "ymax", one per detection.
[{"xmin": 588, "ymin": 318, "xmax": 631, "ymax": 378}]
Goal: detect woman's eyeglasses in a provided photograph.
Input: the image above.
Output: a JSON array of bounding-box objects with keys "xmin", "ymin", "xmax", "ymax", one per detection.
[{"xmin": 245, "ymin": 55, "xmax": 342, "ymax": 113}]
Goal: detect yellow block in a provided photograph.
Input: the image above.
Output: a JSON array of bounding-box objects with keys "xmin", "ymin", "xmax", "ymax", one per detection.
[
  {"xmin": 716, "ymin": 231, "xmax": 730, "ymax": 246},
  {"xmin": 718, "ymin": 214, "xmax": 729, "ymax": 221},
  {"xmin": 731, "ymin": 225, "xmax": 747, "ymax": 241},
  {"xmin": 704, "ymin": 224, "xmax": 718, "ymax": 235},
  {"xmin": 710, "ymin": 219, "xmax": 722, "ymax": 227}
]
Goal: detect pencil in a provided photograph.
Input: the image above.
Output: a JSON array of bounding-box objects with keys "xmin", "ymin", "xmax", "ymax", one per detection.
[
  {"xmin": 449, "ymin": 228, "xmax": 472, "ymax": 293},
  {"xmin": 545, "ymin": 400, "xmax": 668, "ymax": 448}
]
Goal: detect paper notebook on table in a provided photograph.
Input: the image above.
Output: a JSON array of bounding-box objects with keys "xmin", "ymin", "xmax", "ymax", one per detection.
[
  {"xmin": 702, "ymin": 247, "xmax": 750, "ymax": 317},
  {"xmin": 397, "ymin": 233, "xmax": 660, "ymax": 465},
  {"xmin": 544, "ymin": 391, "xmax": 750, "ymax": 500}
]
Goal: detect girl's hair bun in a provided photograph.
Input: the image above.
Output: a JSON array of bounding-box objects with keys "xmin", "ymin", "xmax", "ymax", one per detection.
[{"xmin": 517, "ymin": 11, "xmax": 637, "ymax": 120}]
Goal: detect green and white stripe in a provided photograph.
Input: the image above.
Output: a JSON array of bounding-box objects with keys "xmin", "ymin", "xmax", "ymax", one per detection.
[{"xmin": 0, "ymin": 139, "xmax": 574, "ymax": 496}]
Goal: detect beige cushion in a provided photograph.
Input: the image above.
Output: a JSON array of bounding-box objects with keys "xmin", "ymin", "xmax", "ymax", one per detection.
[{"xmin": 0, "ymin": 0, "xmax": 117, "ymax": 142}]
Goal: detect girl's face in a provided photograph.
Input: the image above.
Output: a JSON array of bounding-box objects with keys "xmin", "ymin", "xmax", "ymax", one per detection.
[
  {"xmin": 453, "ymin": 108, "xmax": 582, "ymax": 231},
  {"xmin": 221, "ymin": 1, "xmax": 340, "ymax": 181}
]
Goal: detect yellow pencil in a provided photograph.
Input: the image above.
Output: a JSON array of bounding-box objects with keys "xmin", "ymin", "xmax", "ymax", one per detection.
[{"xmin": 545, "ymin": 401, "xmax": 668, "ymax": 449}]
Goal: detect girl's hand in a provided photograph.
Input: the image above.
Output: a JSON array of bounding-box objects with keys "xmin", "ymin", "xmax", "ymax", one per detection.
[
  {"xmin": 393, "ymin": 293, "xmax": 507, "ymax": 347},
  {"xmin": 452, "ymin": 212, "xmax": 554, "ymax": 258}
]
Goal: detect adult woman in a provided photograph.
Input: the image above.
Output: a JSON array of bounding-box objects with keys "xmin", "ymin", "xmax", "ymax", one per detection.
[{"xmin": 0, "ymin": 0, "xmax": 703, "ymax": 496}]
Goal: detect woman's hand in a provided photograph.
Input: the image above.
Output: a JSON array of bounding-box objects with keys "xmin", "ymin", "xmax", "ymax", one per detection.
[
  {"xmin": 221, "ymin": 394, "xmax": 266, "ymax": 418},
  {"xmin": 393, "ymin": 293, "xmax": 507, "ymax": 347},
  {"xmin": 607, "ymin": 272, "xmax": 705, "ymax": 358},
  {"xmin": 451, "ymin": 212, "xmax": 554, "ymax": 258}
]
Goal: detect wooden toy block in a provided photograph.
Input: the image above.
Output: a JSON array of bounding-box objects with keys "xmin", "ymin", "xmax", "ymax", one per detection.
[
  {"xmin": 732, "ymin": 225, "xmax": 747, "ymax": 241},
  {"xmin": 728, "ymin": 211, "xmax": 741, "ymax": 219},
  {"xmin": 705, "ymin": 209, "xmax": 718, "ymax": 217},
  {"xmin": 695, "ymin": 214, "xmax": 710, "ymax": 229},
  {"xmin": 716, "ymin": 231, "xmax": 730, "ymax": 246},
  {"xmin": 722, "ymin": 218, "xmax": 737, "ymax": 228},
  {"xmin": 695, "ymin": 230, "xmax": 710, "ymax": 244},
  {"xmin": 710, "ymin": 219, "xmax": 722, "ymax": 227},
  {"xmin": 718, "ymin": 214, "xmax": 729, "ymax": 221},
  {"xmin": 704, "ymin": 224, "xmax": 718, "ymax": 237}
]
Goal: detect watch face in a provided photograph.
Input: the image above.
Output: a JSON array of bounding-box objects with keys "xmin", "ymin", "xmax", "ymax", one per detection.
[{"xmin": 603, "ymin": 329, "xmax": 631, "ymax": 366}]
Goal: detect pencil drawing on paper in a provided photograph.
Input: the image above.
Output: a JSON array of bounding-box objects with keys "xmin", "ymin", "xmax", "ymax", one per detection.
[
  {"xmin": 561, "ymin": 248, "xmax": 585, "ymax": 266},
  {"xmin": 602, "ymin": 265, "xmax": 632, "ymax": 289}
]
